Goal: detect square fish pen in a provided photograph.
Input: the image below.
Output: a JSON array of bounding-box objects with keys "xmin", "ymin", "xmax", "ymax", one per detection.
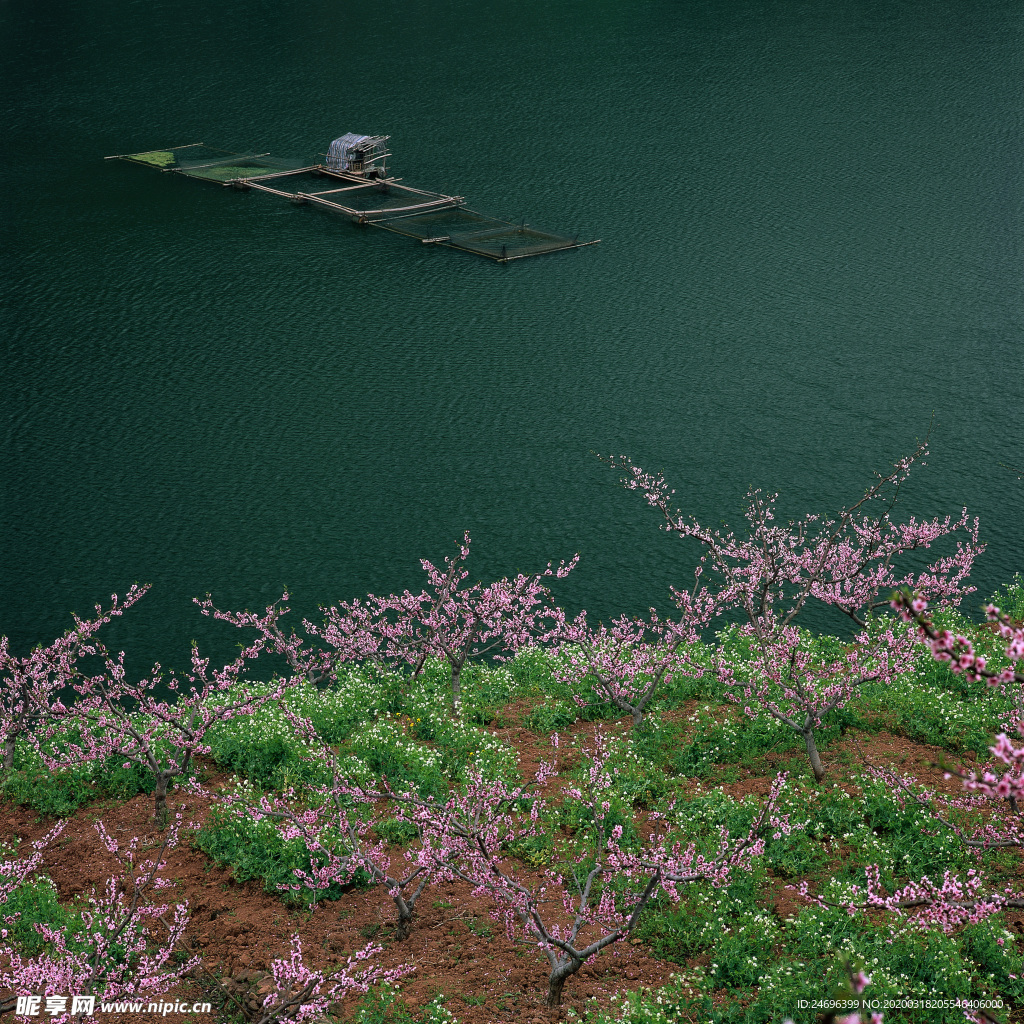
[
  {"xmin": 294, "ymin": 176, "xmax": 464, "ymax": 221},
  {"xmin": 375, "ymin": 207, "xmax": 589, "ymax": 262}
]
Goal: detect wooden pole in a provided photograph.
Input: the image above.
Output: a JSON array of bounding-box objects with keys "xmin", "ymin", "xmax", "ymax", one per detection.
[
  {"xmin": 381, "ymin": 181, "xmax": 461, "ymax": 200},
  {"xmin": 358, "ymin": 198, "xmax": 462, "ymax": 219},
  {"xmin": 104, "ymin": 142, "xmax": 205, "ymax": 160},
  {"xmin": 244, "ymin": 181, "xmax": 300, "ymax": 199},
  {"xmin": 305, "ymin": 182, "xmax": 397, "ymax": 196},
  {"xmin": 181, "ymin": 152, "xmax": 270, "ymax": 171},
  {"xmin": 229, "ymin": 165, "xmax": 318, "ymax": 183},
  {"xmin": 295, "ymin": 193, "xmax": 360, "ymax": 216}
]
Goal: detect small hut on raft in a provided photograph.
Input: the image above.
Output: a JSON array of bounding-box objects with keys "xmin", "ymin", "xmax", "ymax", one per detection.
[{"xmin": 325, "ymin": 134, "xmax": 390, "ymax": 177}]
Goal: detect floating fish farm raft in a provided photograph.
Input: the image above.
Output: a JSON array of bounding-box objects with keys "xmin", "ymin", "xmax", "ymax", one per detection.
[{"xmin": 109, "ymin": 134, "xmax": 599, "ymax": 263}]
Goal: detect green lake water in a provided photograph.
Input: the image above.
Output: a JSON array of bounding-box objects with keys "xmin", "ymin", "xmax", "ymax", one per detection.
[{"xmin": 2, "ymin": 0, "xmax": 1022, "ymax": 671}]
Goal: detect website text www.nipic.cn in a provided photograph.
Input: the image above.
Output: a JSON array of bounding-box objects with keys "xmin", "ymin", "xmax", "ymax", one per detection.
[{"xmin": 15, "ymin": 998, "xmax": 212, "ymax": 1016}]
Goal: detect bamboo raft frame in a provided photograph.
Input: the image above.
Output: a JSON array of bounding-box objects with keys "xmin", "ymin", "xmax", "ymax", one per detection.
[{"xmin": 110, "ymin": 144, "xmax": 600, "ymax": 264}]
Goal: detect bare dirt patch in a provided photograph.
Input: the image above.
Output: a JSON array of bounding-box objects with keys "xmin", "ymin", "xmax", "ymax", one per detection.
[{"xmin": 1, "ymin": 760, "xmax": 685, "ymax": 1024}]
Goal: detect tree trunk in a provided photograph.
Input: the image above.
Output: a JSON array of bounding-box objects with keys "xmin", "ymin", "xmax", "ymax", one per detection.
[
  {"xmin": 390, "ymin": 889, "xmax": 416, "ymax": 940},
  {"xmin": 394, "ymin": 907, "xmax": 413, "ymax": 941},
  {"xmin": 545, "ymin": 974, "xmax": 567, "ymax": 1008},
  {"xmin": 802, "ymin": 728, "xmax": 825, "ymax": 782},
  {"xmin": 545, "ymin": 960, "xmax": 581, "ymax": 1007},
  {"xmin": 632, "ymin": 706, "xmax": 644, "ymax": 730},
  {"xmin": 154, "ymin": 773, "xmax": 171, "ymax": 819},
  {"xmin": 450, "ymin": 660, "xmax": 463, "ymax": 718},
  {"xmin": 2, "ymin": 734, "xmax": 15, "ymax": 772}
]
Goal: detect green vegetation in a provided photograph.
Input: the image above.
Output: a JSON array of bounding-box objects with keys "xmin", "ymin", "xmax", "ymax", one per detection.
[
  {"xmin": 3, "ymin": 579, "xmax": 1023, "ymax": 1022},
  {"xmin": 181, "ymin": 163, "xmax": 268, "ymax": 181},
  {"xmin": 193, "ymin": 796, "xmax": 370, "ymax": 905},
  {"xmin": 347, "ymin": 987, "xmax": 458, "ymax": 1024},
  {"xmin": 129, "ymin": 150, "xmax": 176, "ymax": 168}
]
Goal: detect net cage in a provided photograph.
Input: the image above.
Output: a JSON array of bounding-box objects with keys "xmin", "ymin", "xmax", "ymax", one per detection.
[
  {"xmin": 244, "ymin": 173, "xmax": 462, "ymax": 218},
  {"xmin": 375, "ymin": 207, "xmax": 584, "ymax": 261},
  {"xmin": 303, "ymin": 181, "xmax": 454, "ymax": 216},
  {"xmin": 122, "ymin": 145, "xmax": 307, "ymax": 183},
  {"xmin": 115, "ymin": 141, "xmax": 596, "ymax": 262}
]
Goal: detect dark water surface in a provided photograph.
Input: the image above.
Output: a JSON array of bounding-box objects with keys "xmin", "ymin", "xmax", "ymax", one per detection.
[{"xmin": 2, "ymin": 0, "xmax": 1022, "ymax": 671}]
